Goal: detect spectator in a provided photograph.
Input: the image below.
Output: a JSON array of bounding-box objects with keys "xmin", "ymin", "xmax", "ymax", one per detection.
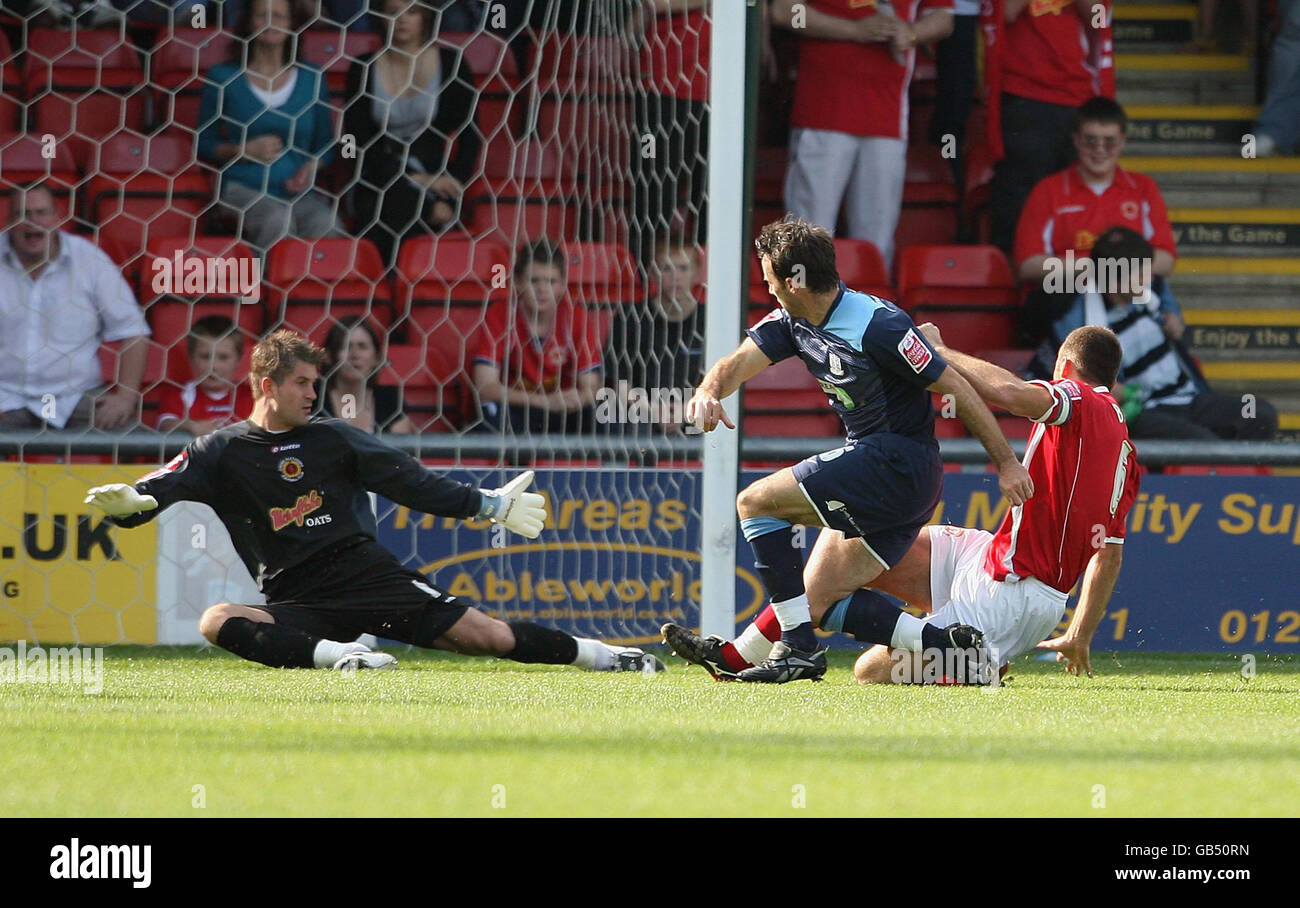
[
  {"xmin": 0, "ymin": 183, "xmax": 149, "ymax": 430},
  {"xmin": 198, "ymin": 0, "xmax": 344, "ymax": 255},
  {"xmin": 472, "ymin": 238, "xmax": 602, "ymax": 434},
  {"xmin": 317, "ymin": 315, "xmax": 415, "ymax": 433},
  {"xmin": 772, "ymin": 0, "xmax": 954, "ymax": 270},
  {"xmin": 1182, "ymin": 0, "xmax": 1259, "ymax": 54},
  {"xmin": 1016, "ymin": 97, "xmax": 1183, "ymax": 343},
  {"xmin": 603, "ymin": 234, "xmax": 706, "ymax": 433},
  {"xmin": 988, "ymin": 0, "xmax": 1113, "ymax": 253},
  {"xmin": 631, "ymin": 0, "xmax": 711, "ymax": 265},
  {"xmin": 342, "ymin": 0, "xmax": 480, "ymax": 269},
  {"xmin": 157, "ymin": 316, "xmax": 254, "ymax": 435},
  {"xmin": 1253, "ymin": 0, "xmax": 1300, "ymax": 156},
  {"xmin": 929, "ymin": 0, "xmax": 980, "ymax": 193},
  {"xmin": 1032, "ymin": 227, "xmax": 1277, "ymax": 440}
]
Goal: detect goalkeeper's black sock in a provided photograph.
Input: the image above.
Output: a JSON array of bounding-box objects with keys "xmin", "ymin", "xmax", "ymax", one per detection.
[
  {"xmin": 215, "ymin": 617, "xmax": 319, "ymax": 668},
  {"xmin": 818, "ymin": 590, "xmax": 903, "ymax": 645},
  {"xmin": 502, "ymin": 621, "xmax": 580, "ymax": 665}
]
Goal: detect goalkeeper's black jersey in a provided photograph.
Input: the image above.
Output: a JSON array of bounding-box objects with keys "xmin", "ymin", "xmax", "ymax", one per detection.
[{"xmin": 111, "ymin": 417, "xmax": 482, "ymax": 594}]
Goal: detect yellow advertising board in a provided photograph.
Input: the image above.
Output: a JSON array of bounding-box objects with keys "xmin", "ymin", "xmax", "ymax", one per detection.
[{"xmin": 0, "ymin": 465, "xmax": 157, "ymax": 644}]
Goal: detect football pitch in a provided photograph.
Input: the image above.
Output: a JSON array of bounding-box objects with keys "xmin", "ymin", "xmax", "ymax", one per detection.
[{"xmin": 3, "ymin": 648, "xmax": 1297, "ymax": 818}]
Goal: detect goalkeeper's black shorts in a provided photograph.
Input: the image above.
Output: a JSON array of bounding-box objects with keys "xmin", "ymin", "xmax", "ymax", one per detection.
[{"xmin": 261, "ymin": 538, "xmax": 469, "ymax": 646}]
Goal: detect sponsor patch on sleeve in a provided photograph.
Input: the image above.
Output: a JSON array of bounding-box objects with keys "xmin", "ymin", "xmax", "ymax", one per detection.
[
  {"xmin": 897, "ymin": 329, "xmax": 934, "ymax": 373},
  {"xmin": 1057, "ymin": 379, "xmax": 1082, "ymax": 400}
]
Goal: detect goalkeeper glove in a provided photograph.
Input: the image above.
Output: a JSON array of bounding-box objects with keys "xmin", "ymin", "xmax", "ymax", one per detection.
[
  {"xmin": 84, "ymin": 484, "xmax": 159, "ymax": 518},
  {"xmin": 477, "ymin": 471, "xmax": 546, "ymax": 538}
]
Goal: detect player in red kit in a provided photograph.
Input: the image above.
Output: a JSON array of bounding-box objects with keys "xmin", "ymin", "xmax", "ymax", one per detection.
[
  {"xmin": 665, "ymin": 324, "xmax": 1136, "ymax": 683},
  {"xmin": 851, "ymin": 323, "xmax": 1139, "ymax": 681}
]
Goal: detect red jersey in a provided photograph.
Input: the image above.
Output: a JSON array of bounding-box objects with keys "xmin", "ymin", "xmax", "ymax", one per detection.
[
  {"xmin": 156, "ymin": 380, "xmax": 253, "ymax": 429},
  {"xmin": 1003, "ymin": 0, "xmax": 1110, "ymax": 107},
  {"xmin": 985, "ymin": 379, "xmax": 1140, "ymax": 594},
  {"xmin": 791, "ymin": 0, "xmax": 953, "ymax": 140},
  {"xmin": 473, "ymin": 297, "xmax": 602, "ymax": 392},
  {"xmin": 643, "ymin": 7, "xmax": 710, "ymax": 101},
  {"xmin": 1014, "ymin": 165, "xmax": 1177, "ymax": 265}
]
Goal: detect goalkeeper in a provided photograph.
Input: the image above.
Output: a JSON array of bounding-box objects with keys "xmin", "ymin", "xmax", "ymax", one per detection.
[{"xmin": 86, "ymin": 330, "xmax": 664, "ymax": 674}]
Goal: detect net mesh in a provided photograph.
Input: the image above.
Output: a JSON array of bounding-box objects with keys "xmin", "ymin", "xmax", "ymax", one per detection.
[{"xmin": 0, "ymin": 0, "xmax": 732, "ymax": 645}]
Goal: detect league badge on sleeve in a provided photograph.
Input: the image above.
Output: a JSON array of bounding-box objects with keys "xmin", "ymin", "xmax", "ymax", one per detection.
[{"xmin": 898, "ymin": 329, "xmax": 933, "ymax": 374}]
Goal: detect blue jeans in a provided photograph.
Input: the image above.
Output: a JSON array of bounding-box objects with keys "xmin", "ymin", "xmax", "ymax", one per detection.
[{"xmin": 1257, "ymin": 0, "xmax": 1300, "ymax": 151}]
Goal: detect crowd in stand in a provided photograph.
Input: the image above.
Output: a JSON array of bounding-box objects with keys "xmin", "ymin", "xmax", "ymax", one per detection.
[{"xmin": 0, "ymin": 0, "xmax": 1284, "ymax": 448}]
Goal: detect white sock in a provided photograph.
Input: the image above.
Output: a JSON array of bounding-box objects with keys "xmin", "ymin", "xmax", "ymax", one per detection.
[
  {"xmin": 313, "ymin": 639, "xmax": 365, "ymax": 669},
  {"xmin": 571, "ymin": 637, "xmax": 615, "ymax": 671},
  {"xmin": 890, "ymin": 613, "xmax": 926, "ymax": 652},
  {"xmin": 770, "ymin": 594, "xmax": 811, "ymax": 631},
  {"xmin": 734, "ymin": 623, "xmax": 774, "ymax": 666}
]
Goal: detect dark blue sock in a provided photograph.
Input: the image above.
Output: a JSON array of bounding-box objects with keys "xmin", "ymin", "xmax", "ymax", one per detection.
[
  {"xmin": 740, "ymin": 517, "xmax": 814, "ymax": 651},
  {"xmin": 819, "ymin": 589, "xmax": 904, "ymax": 645}
]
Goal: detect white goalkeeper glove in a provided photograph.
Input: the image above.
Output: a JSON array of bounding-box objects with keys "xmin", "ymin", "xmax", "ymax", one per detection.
[
  {"xmin": 84, "ymin": 484, "xmax": 158, "ymax": 518},
  {"xmin": 477, "ymin": 471, "xmax": 546, "ymax": 538}
]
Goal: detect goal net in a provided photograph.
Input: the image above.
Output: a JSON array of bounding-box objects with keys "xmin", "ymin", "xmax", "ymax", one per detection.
[{"xmin": 0, "ymin": 0, "xmax": 766, "ymax": 647}]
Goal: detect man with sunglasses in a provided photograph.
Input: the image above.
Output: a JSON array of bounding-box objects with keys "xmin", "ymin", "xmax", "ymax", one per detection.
[{"xmin": 1014, "ymin": 96, "xmax": 1185, "ymax": 343}]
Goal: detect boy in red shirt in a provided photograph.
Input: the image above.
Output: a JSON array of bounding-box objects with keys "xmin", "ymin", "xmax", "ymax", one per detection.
[
  {"xmin": 471, "ymin": 239, "xmax": 603, "ymax": 434},
  {"xmin": 157, "ymin": 315, "xmax": 253, "ymax": 435},
  {"xmin": 989, "ymin": 0, "xmax": 1113, "ymax": 252}
]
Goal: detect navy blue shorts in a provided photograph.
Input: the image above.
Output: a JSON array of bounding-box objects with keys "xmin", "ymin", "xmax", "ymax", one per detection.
[{"xmin": 791, "ymin": 434, "xmax": 944, "ymax": 568}]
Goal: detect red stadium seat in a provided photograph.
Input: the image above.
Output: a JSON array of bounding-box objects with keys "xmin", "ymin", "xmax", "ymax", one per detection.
[
  {"xmin": 753, "ymin": 147, "xmax": 787, "ymax": 204},
  {"xmin": 529, "ymin": 32, "xmax": 631, "ymax": 96},
  {"xmin": 470, "ymin": 196, "xmax": 582, "ymax": 244},
  {"xmin": 394, "ymin": 235, "xmax": 509, "ymax": 357},
  {"xmin": 149, "ymin": 28, "xmax": 235, "ymax": 128},
  {"xmin": 895, "ymin": 143, "xmax": 960, "ymax": 254},
  {"xmin": 438, "ymin": 31, "xmax": 521, "ymax": 147},
  {"xmin": 83, "ymin": 130, "xmax": 210, "ymax": 270},
  {"xmin": 832, "ymin": 238, "xmax": 893, "ymax": 299},
  {"xmin": 963, "ymin": 143, "xmax": 998, "ymax": 245},
  {"xmin": 897, "ymin": 245, "xmax": 1019, "ymax": 351},
  {"xmin": 264, "ymin": 237, "xmax": 394, "ymax": 338},
  {"xmin": 23, "ymin": 29, "xmax": 145, "ymax": 142},
  {"xmin": 0, "ymin": 131, "xmax": 78, "ymax": 191},
  {"xmin": 0, "ymin": 31, "xmax": 20, "ymax": 131},
  {"xmin": 562, "ymin": 242, "xmax": 642, "ymax": 306},
  {"xmin": 140, "ymin": 235, "xmax": 265, "ymax": 347},
  {"xmin": 383, "ymin": 342, "xmax": 467, "ymax": 431},
  {"xmin": 743, "ymin": 356, "xmax": 840, "ymax": 437}
]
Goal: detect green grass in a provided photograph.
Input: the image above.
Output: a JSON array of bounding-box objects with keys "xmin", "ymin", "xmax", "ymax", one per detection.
[{"xmin": 2, "ymin": 648, "xmax": 1297, "ymax": 817}]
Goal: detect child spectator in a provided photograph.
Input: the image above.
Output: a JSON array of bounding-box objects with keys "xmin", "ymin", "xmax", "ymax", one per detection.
[
  {"xmin": 472, "ymin": 239, "xmax": 603, "ymax": 434},
  {"xmin": 156, "ymin": 316, "xmax": 253, "ymax": 434}
]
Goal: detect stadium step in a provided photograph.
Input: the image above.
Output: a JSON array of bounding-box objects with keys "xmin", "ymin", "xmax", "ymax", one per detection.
[
  {"xmin": 1113, "ymin": 4, "xmax": 1196, "ymax": 52},
  {"xmin": 1182, "ymin": 309, "xmax": 1300, "ymax": 363},
  {"xmin": 1121, "ymin": 156, "xmax": 1300, "ymax": 208},
  {"xmin": 1124, "ymin": 105, "xmax": 1257, "ymax": 155},
  {"xmin": 1116, "ymin": 53, "xmax": 1255, "ymax": 106},
  {"xmin": 1168, "ymin": 208, "xmax": 1300, "ymax": 256}
]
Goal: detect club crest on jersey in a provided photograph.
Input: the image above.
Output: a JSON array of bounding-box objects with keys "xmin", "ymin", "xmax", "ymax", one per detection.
[
  {"xmin": 278, "ymin": 457, "xmax": 305, "ymax": 482},
  {"xmin": 269, "ymin": 490, "xmax": 323, "ymax": 531},
  {"xmin": 828, "ymin": 351, "xmax": 844, "ymax": 376},
  {"xmin": 898, "ymin": 329, "xmax": 933, "ymax": 373},
  {"xmin": 1121, "ymin": 201, "xmax": 1140, "ymax": 220}
]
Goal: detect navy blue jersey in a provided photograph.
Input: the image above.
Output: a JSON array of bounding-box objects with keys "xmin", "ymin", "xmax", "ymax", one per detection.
[{"xmin": 746, "ymin": 284, "xmax": 947, "ymax": 442}]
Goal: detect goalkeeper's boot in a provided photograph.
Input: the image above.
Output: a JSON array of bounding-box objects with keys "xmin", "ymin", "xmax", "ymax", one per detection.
[
  {"xmin": 661, "ymin": 623, "xmax": 740, "ymax": 681},
  {"xmin": 937, "ymin": 623, "xmax": 993, "ymax": 685},
  {"xmin": 333, "ymin": 646, "xmax": 398, "ymax": 672},
  {"xmin": 609, "ymin": 646, "xmax": 667, "ymax": 673},
  {"xmin": 736, "ymin": 641, "xmax": 827, "ymax": 684}
]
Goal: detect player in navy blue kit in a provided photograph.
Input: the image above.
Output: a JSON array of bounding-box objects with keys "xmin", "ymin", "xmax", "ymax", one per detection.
[
  {"xmin": 85, "ymin": 330, "xmax": 664, "ymax": 675},
  {"xmin": 667, "ymin": 217, "xmax": 1033, "ymax": 682}
]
